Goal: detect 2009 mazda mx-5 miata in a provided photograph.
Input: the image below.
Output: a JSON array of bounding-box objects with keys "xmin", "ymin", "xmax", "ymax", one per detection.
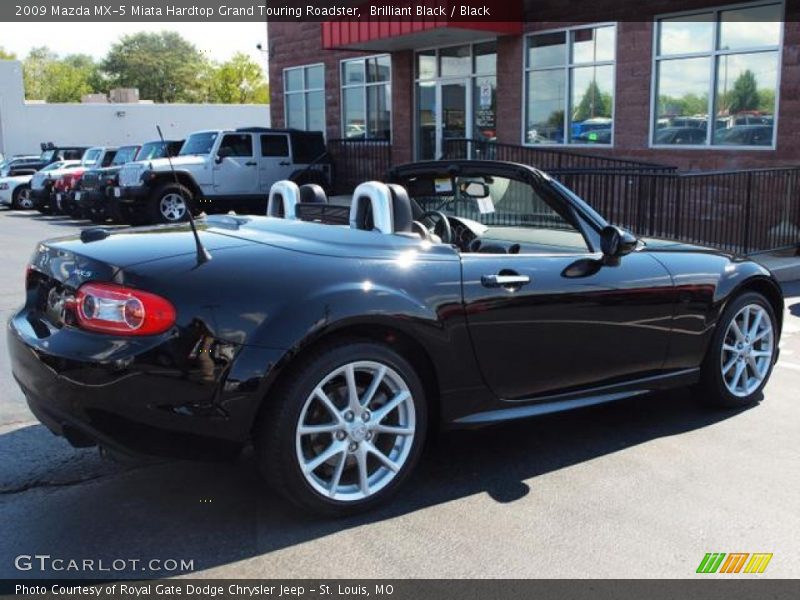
[{"xmin": 8, "ymin": 160, "xmax": 783, "ymax": 514}]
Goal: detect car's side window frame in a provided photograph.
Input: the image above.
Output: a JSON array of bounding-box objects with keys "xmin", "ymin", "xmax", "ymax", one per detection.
[
  {"xmin": 219, "ymin": 133, "xmax": 255, "ymax": 158},
  {"xmin": 260, "ymin": 134, "xmax": 291, "ymax": 158}
]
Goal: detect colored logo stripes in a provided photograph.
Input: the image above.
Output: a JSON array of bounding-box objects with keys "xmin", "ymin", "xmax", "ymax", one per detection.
[{"xmin": 697, "ymin": 553, "xmax": 773, "ymax": 574}]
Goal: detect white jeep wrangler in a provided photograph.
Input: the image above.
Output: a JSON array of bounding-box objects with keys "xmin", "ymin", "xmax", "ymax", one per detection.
[{"xmin": 115, "ymin": 127, "xmax": 330, "ymax": 224}]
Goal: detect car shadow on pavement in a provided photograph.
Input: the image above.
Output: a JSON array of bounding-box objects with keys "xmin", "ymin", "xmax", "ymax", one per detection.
[{"xmin": 0, "ymin": 387, "xmax": 753, "ymax": 578}]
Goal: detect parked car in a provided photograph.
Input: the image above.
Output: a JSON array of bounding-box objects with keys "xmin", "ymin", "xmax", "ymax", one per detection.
[
  {"xmin": 114, "ymin": 128, "xmax": 330, "ymax": 224},
  {"xmin": 715, "ymin": 125, "xmax": 774, "ymax": 147},
  {"xmin": 29, "ymin": 161, "xmax": 83, "ymax": 213},
  {"xmin": 8, "ymin": 159, "xmax": 783, "ymax": 515},
  {"xmin": 51, "ymin": 147, "xmax": 118, "ymax": 216},
  {"xmin": 574, "ymin": 128, "xmax": 612, "ymax": 144},
  {"xmin": 571, "ymin": 117, "xmax": 612, "ymax": 140},
  {"xmin": 654, "ymin": 127, "xmax": 707, "ymax": 145},
  {"xmin": 0, "ymin": 157, "xmax": 62, "ymax": 209},
  {"xmin": 8, "ymin": 144, "xmax": 88, "ymax": 177},
  {"xmin": 81, "ymin": 140, "xmax": 183, "ymax": 224},
  {"xmin": 75, "ymin": 144, "xmax": 141, "ymax": 222},
  {"xmin": 0, "ymin": 155, "xmax": 41, "ymax": 178}
]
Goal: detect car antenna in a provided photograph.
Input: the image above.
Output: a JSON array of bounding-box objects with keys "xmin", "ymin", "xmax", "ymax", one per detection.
[{"xmin": 156, "ymin": 125, "xmax": 211, "ymax": 265}]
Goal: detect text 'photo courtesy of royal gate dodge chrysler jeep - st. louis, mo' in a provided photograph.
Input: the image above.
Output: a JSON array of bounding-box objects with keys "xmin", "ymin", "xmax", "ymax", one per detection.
[{"xmin": 6, "ymin": 157, "xmax": 783, "ymax": 515}]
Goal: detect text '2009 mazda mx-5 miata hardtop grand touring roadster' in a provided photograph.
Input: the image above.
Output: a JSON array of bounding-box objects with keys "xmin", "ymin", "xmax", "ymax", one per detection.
[{"xmin": 8, "ymin": 160, "xmax": 783, "ymax": 514}]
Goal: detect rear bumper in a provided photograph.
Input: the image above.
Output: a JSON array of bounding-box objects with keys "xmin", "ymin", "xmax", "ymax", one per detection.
[{"xmin": 7, "ymin": 309, "xmax": 284, "ymax": 460}]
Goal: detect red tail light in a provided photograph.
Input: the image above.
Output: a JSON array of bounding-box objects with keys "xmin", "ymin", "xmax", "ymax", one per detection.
[
  {"xmin": 57, "ymin": 170, "xmax": 85, "ymax": 191},
  {"xmin": 75, "ymin": 282, "xmax": 176, "ymax": 336}
]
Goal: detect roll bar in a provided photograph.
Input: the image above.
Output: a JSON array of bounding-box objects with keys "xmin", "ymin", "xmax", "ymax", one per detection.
[
  {"xmin": 350, "ymin": 181, "xmax": 394, "ymax": 234},
  {"xmin": 267, "ymin": 180, "xmax": 301, "ymax": 219}
]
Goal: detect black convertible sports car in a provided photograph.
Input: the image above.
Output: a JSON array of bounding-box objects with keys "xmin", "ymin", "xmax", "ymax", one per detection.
[{"xmin": 8, "ymin": 160, "xmax": 783, "ymax": 514}]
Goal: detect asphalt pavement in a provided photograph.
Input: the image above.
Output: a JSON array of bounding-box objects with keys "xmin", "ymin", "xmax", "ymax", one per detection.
[{"xmin": 1, "ymin": 209, "xmax": 799, "ymax": 579}]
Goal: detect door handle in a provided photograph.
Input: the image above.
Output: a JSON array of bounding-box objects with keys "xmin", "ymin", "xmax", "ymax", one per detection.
[
  {"xmin": 245, "ymin": 161, "xmax": 257, "ymax": 166},
  {"xmin": 279, "ymin": 161, "xmax": 290, "ymax": 166},
  {"xmin": 481, "ymin": 273, "xmax": 531, "ymax": 288}
]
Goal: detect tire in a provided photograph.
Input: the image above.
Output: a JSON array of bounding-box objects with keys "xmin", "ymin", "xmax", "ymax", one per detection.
[
  {"xmin": 697, "ymin": 291, "xmax": 778, "ymax": 408},
  {"xmin": 255, "ymin": 340, "xmax": 427, "ymax": 516},
  {"xmin": 11, "ymin": 185, "xmax": 33, "ymax": 210},
  {"xmin": 148, "ymin": 182, "xmax": 192, "ymax": 224}
]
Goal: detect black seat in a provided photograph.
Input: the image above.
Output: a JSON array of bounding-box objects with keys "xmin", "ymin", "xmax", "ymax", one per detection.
[
  {"xmin": 298, "ymin": 184, "xmax": 328, "ymax": 204},
  {"xmin": 386, "ymin": 184, "xmax": 414, "ymax": 234}
]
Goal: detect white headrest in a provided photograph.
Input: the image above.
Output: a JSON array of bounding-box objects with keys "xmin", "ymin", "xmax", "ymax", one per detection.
[
  {"xmin": 267, "ymin": 180, "xmax": 300, "ymax": 219},
  {"xmin": 350, "ymin": 181, "xmax": 394, "ymax": 234}
]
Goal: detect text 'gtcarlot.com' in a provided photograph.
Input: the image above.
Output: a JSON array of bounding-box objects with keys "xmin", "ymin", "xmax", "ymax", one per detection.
[{"xmin": 13, "ymin": 554, "xmax": 194, "ymax": 572}]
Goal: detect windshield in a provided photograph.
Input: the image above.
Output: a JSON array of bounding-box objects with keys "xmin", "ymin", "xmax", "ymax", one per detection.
[
  {"xmin": 112, "ymin": 146, "xmax": 139, "ymax": 165},
  {"xmin": 404, "ymin": 173, "xmax": 590, "ymax": 253},
  {"xmin": 42, "ymin": 161, "xmax": 67, "ymax": 172},
  {"xmin": 81, "ymin": 149, "xmax": 101, "ymax": 167},
  {"xmin": 40, "ymin": 150, "xmax": 55, "ymax": 162},
  {"xmin": 179, "ymin": 132, "xmax": 218, "ymax": 156},
  {"xmin": 137, "ymin": 142, "xmax": 165, "ymax": 161}
]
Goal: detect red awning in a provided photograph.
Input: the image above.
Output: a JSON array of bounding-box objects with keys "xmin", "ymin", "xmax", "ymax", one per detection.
[{"xmin": 322, "ymin": 1, "xmax": 522, "ymax": 51}]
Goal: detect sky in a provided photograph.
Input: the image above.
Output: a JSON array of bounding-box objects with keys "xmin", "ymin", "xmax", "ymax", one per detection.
[{"xmin": 0, "ymin": 22, "xmax": 269, "ymax": 78}]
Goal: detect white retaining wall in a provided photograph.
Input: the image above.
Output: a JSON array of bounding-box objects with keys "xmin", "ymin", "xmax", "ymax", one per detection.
[{"xmin": 0, "ymin": 60, "xmax": 270, "ymax": 156}]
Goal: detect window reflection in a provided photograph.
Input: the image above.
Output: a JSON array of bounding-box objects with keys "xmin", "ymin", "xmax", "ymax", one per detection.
[
  {"xmin": 525, "ymin": 25, "xmax": 615, "ymax": 145},
  {"xmin": 653, "ymin": 3, "xmax": 781, "ymax": 147},
  {"xmin": 341, "ymin": 55, "xmax": 392, "ymax": 140}
]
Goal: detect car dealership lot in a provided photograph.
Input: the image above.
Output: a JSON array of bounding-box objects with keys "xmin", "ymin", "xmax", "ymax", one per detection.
[{"xmin": 0, "ymin": 208, "xmax": 799, "ymax": 579}]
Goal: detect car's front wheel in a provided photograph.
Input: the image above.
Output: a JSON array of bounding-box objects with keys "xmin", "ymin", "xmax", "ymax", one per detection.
[
  {"xmin": 11, "ymin": 185, "xmax": 33, "ymax": 210},
  {"xmin": 255, "ymin": 340, "xmax": 427, "ymax": 515},
  {"xmin": 698, "ymin": 291, "xmax": 778, "ymax": 408},
  {"xmin": 149, "ymin": 183, "xmax": 192, "ymax": 224}
]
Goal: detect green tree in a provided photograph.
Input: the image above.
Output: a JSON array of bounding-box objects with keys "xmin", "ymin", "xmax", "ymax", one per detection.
[
  {"xmin": 205, "ymin": 53, "xmax": 269, "ymax": 104},
  {"xmin": 23, "ymin": 46, "xmax": 58, "ymax": 100},
  {"xmin": 728, "ymin": 70, "xmax": 760, "ymax": 114},
  {"xmin": 757, "ymin": 88, "xmax": 775, "ymax": 114},
  {"xmin": 44, "ymin": 61, "xmax": 93, "ymax": 102},
  {"xmin": 573, "ymin": 80, "xmax": 610, "ymax": 121},
  {"xmin": 658, "ymin": 92, "xmax": 709, "ymax": 118},
  {"xmin": 63, "ymin": 53, "xmax": 107, "ymax": 93},
  {"xmin": 103, "ymin": 31, "xmax": 206, "ymax": 102},
  {"xmin": 0, "ymin": 46, "xmax": 16, "ymax": 60}
]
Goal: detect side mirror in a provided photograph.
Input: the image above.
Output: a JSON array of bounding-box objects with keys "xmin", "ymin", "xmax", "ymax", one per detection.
[
  {"xmin": 215, "ymin": 147, "xmax": 232, "ymax": 164},
  {"xmin": 600, "ymin": 225, "xmax": 638, "ymax": 265}
]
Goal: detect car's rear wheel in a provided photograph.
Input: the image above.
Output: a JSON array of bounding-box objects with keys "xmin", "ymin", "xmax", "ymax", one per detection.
[
  {"xmin": 149, "ymin": 183, "xmax": 192, "ymax": 224},
  {"xmin": 698, "ymin": 291, "xmax": 778, "ymax": 408},
  {"xmin": 11, "ymin": 185, "xmax": 33, "ymax": 210},
  {"xmin": 255, "ymin": 340, "xmax": 427, "ymax": 515}
]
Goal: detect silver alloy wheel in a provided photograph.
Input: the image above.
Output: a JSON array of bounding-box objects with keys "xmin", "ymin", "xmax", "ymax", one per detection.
[
  {"xmin": 159, "ymin": 193, "xmax": 187, "ymax": 221},
  {"xmin": 720, "ymin": 303, "xmax": 774, "ymax": 397},
  {"xmin": 17, "ymin": 187, "xmax": 33, "ymax": 209},
  {"xmin": 295, "ymin": 360, "xmax": 416, "ymax": 502}
]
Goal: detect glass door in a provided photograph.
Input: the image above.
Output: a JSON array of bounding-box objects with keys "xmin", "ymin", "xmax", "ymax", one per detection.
[
  {"xmin": 440, "ymin": 81, "xmax": 467, "ymax": 157},
  {"xmin": 417, "ymin": 81, "xmax": 436, "ymax": 160},
  {"xmin": 416, "ymin": 80, "xmax": 468, "ymax": 159},
  {"xmin": 415, "ymin": 42, "xmax": 496, "ymax": 159}
]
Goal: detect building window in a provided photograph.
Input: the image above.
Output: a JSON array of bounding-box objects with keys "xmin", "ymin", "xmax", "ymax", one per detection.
[
  {"xmin": 341, "ymin": 55, "xmax": 391, "ymax": 140},
  {"xmin": 284, "ymin": 64, "xmax": 325, "ymax": 134},
  {"xmin": 653, "ymin": 2, "xmax": 782, "ymax": 148},
  {"xmin": 524, "ymin": 25, "xmax": 616, "ymax": 146}
]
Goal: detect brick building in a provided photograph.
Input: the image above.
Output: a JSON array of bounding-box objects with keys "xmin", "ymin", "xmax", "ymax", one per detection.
[{"xmin": 268, "ymin": 0, "xmax": 798, "ymax": 171}]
